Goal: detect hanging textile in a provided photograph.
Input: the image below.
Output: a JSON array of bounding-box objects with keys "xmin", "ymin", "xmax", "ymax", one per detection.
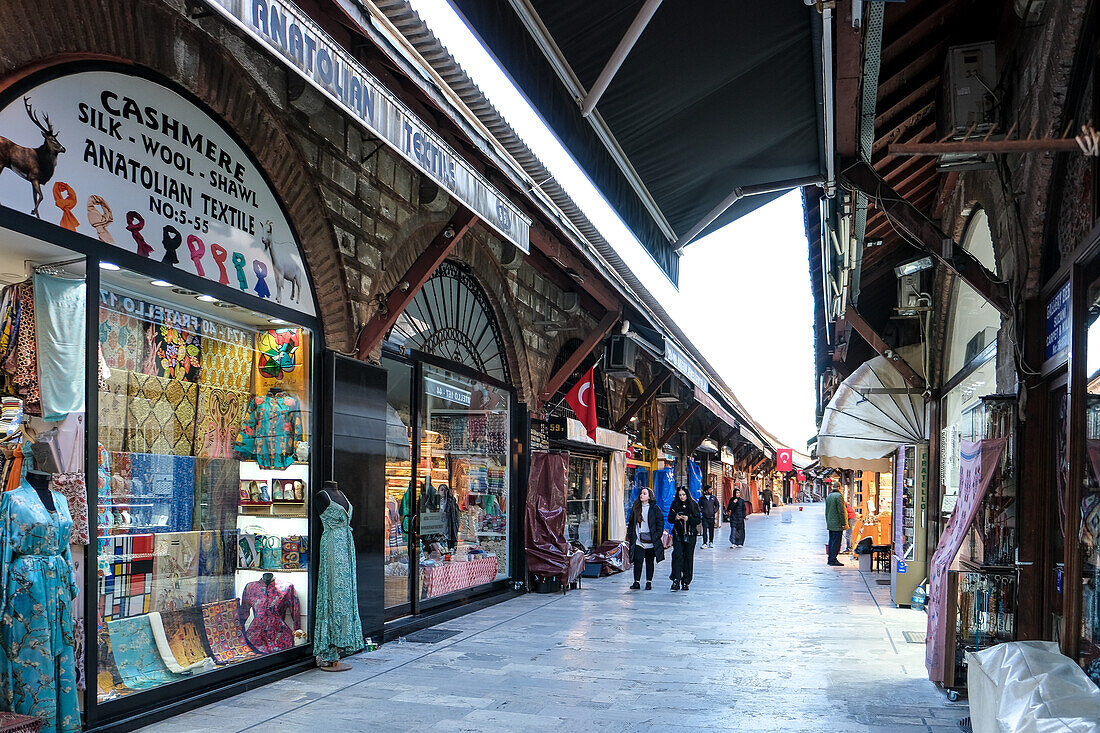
[
  {"xmin": 98, "ymin": 533, "xmax": 155, "ymax": 622},
  {"xmin": 608, "ymin": 451, "xmax": 627, "ymax": 541},
  {"xmin": 196, "ymin": 529, "xmax": 237, "ymax": 606},
  {"xmin": 33, "ymin": 274, "xmax": 86, "ymax": 421},
  {"xmin": 234, "ymin": 390, "xmax": 304, "ymax": 470},
  {"xmin": 193, "ymin": 457, "xmax": 240, "ymax": 531},
  {"xmin": 7, "ymin": 283, "xmax": 40, "ymax": 413},
  {"xmin": 125, "ymin": 373, "xmax": 198, "ymax": 456},
  {"xmin": 314, "ymin": 501, "xmax": 364, "ymax": 664},
  {"xmin": 195, "ymin": 387, "xmax": 246, "ymax": 459},
  {"xmin": 151, "ymin": 531, "xmax": 200, "ymax": 611},
  {"xmin": 98, "ymin": 306, "xmax": 145, "ymax": 373},
  {"xmin": 198, "ymin": 332, "xmax": 252, "ymax": 393}
]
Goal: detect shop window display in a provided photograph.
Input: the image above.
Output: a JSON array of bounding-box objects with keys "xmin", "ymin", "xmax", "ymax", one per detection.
[
  {"xmin": 382, "ymin": 357, "xmax": 413, "ymax": 609},
  {"xmin": 418, "ymin": 364, "xmax": 508, "ymax": 599},
  {"xmin": 1079, "ymin": 299, "xmax": 1100, "ymax": 669},
  {"xmin": 95, "ymin": 267, "xmax": 311, "ymax": 702},
  {"xmin": 0, "ymin": 254, "xmax": 87, "ymax": 732}
]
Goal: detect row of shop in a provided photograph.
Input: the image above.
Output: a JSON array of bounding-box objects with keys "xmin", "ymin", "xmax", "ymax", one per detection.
[
  {"xmin": 0, "ymin": 1, "xmax": 789, "ymax": 731},
  {"xmin": 807, "ymin": 0, "xmax": 1100, "ymax": 695}
]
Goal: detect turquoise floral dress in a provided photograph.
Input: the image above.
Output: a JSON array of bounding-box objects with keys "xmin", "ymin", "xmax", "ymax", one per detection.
[
  {"xmin": 0, "ymin": 480, "xmax": 80, "ymax": 733},
  {"xmin": 314, "ymin": 502, "xmax": 363, "ymax": 664},
  {"xmin": 234, "ymin": 392, "xmax": 303, "ymax": 470}
]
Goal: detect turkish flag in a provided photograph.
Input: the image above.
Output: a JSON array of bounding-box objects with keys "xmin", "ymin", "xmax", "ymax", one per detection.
[
  {"xmin": 565, "ymin": 367, "xmax": 598, "ymax": 441},
  {"xmin": 777, "ymin": 449, "xmax": 793, "ymax": 472},
  {"xmin": 797, "ymin": 469, "xmax": 806, "ymax": 482}
]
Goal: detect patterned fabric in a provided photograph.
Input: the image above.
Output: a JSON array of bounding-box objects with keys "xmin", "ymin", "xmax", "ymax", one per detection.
[
  {"xmin": 151, "ymin": 531, "xmax": 200, "ymax": 611},
  {"xmin": 200, "ymin": 599, "xmax": 260, "ymax": 664},
  {"xmin": 151, "ymin": 320, "xmax": 201, "ymax": 382},
  {"xmin": 420, "ymin": 556, "xmax": 499, "ymax": 599},
  {"xmin": 252, "ymin": 328, "xmax": 309, "ymax": 400},
  {"xmin": 8, "ymin": 282, "xmax": 40, "ymax": 413},
  {"xmin": 236, "ymin": 534, "xmax": 260, "ymax": 570},
  {"xmin": 105, "ymin": 614, "xmax": 182, "ymax": 690},
  {"xmin": 315, "ymin": 501, "xmax": 364, "ymax": 663},
  {"xmin": 234, "ymin": 392, "xmax": 304, "ymax": 470},
  {"xmin": 193, "ymin": 457, "xmax": 240, "ymax": 531},
  {"xmin": 128, "ymin": 453, "xmax": 195, "ymax": 533},
  {"xmin": 199, "ymin": 333, "xmax": 252, "ymax": 393},
  {"xmin": 97, "ymin": 534, "xmax": 155, "ymax": 622},
  {"xmin": 240, "ymin": 580, "xmax": 301, "ymax": 653},
  {"xmin": 148, "ymin": 608, "xmax": 213, "ymax": 673},
  {"xmin": 195, "ymin": 387, "xmax": 246, "ymax": 459},
  {"xmin": 281, "ymin": 536, "xmax": 303, "ymax": 570},
  {"xmin": 0, "ymin": 481, "xmax": 80, "ymax": 733},
  {"xmin": 125, "ymin": 373, "xmax": 198, "ymax": 456},
  {"xmin": 196, "ymin": 530, "xmax": 236, "ymax": 606},
  {"xmin": 95, "ymin": 626, "xmax": 128, "ymax": 701},
  {"xmin": 49, "ymin": 474, "xmax": 88, "ymax": 545},
  {"xmin": 97, "ymin": 445, "xmax": 112, "ymax": 535},
  {"xmin": 107, "ymin": 452, "xmax": 133, "ymax": 532},
  {"xmin": 98, "ymin": 367, "xmax": 130, "ymax": 454},
  {"xmin": 98, "ymin": 306, "xmax": 145, "ymax": 373}
]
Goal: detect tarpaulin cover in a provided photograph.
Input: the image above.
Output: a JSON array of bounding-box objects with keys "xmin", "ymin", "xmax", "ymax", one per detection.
[
  {"xmin": 525, "ymin": 451, "xmax": 583, "ymax": 583},
  {"xmin": 654, "ymin": 467, "xmax": 675, "ymax": 531},
  {"xmin": 608, "ymin": 451, "xmax": 627, "ymax": 541},
  {"xmin": 687, "ymin": 459, "xmax": 702, "ymax": 501},
  {"xmin": 967, "ymin": 641, "xmax": 1100, "ymax": 733},
  {"xmin": 585, "ymin": 540, "xmax": 632, "ymax": 575}
]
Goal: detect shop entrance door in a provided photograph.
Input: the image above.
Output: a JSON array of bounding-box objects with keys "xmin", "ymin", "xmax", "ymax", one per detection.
[{"xmin": 567, "ymin": 455, "xmax": 601, "ymax": 549}]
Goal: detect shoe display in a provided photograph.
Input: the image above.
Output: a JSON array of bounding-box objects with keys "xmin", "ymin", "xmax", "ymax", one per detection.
[
  {"xmin": 630, "ymin": 581, "xmax": 640, "ymax": 589},
  {"xmin": 671, "ymin": 581, "xmax": 680, "ymax": 591}
]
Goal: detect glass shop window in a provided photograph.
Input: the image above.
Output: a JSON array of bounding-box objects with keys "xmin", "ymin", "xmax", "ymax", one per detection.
[
  {"xmin": 382, "ymin": 356, "xmax": 413, "ymax": 609},
  {"xmin": 418, "ymin": 364, "xmax": 508, "ymax": 600},
  {"xmin": 96, "ymin": 267, "xmax": 312, "ymax": 701}
]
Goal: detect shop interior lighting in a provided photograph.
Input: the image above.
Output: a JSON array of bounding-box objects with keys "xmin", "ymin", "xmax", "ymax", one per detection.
[
  {"xmin": 172, "ymin": 288, "xmax": 199, "ymax": 296},
  {"xmin": 894, "ymin": 256, "xmax": 935, "ymax": 278},
  {"xmin": 268, "ymin": 318, "xmax": 288, "ymax": 324},
  {"xmin": 196, "ymin": 295, "xmax": 218, "ymax": 303},
  {"xmin": 99, "ymin": 262, "xmax": 120, "ymax": 271},
  {"xmin": 149, "ymin": 279, "xmax": 173, "ymax": 287}
]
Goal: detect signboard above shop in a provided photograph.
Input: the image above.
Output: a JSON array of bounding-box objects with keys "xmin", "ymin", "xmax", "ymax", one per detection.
[
  {"xmin": 665, "ymin": 339, "xmax": 709, "ymax": 394},
  {"xmin": 206, "ymin": 0, "xmax": 531, "ymax": 253},
  {"xmin": 0, "ymin": 69, "xmax": 315, "ymax": 315},
  {"xmin": 1044, "ymin": 280, "xmax": 1070, "ymax": 372}
]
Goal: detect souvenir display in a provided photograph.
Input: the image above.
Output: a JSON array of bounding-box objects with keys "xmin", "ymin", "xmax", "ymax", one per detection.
[{"xmin": 239, "ymin": 479, "xmax": 270, "ymax": 505}]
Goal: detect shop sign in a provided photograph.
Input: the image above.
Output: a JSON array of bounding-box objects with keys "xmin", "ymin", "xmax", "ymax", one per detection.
[
  {"xmin": 546, "ymin": 416, "xmax": 568, "ymax": 440},
  {"xmin": 1044, "ymin": 280, "xmax": 1070, "ymax": 364},
  {"xmin": 426, "ymin": 376, "xmax": 470, "ymax": 406},
  {"xmin": 896, "ymin": 560, "xmax": 907, "ymax": 574},
  {"xmin": 665, "ymin": 340, "xmax": 709, "ymax": 394},
  {"xmin": 720, "ymin": 445, "xmax": 735, "ymax": 465},
  {"xmin": 205, "ymin": 0, "xmax": 532, "ymax": 254},
  {"xmin": 419, "ymin": 511, "xmax": 444, "ymax": 535},
  {"xmin": 0, "ymin": 70, "xmax": 315, "ymax": 314}
]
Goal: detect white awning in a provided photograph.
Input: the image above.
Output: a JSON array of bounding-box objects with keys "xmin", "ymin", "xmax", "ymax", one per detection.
[{"xmin": 818, "ymin": 350, "xmax": 927, "ymax": 473}]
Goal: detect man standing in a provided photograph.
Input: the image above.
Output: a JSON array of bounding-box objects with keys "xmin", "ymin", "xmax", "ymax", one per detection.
[
  {"xmin": 698, "ymin": 486, "xmax": 719, "ymax": 548},
  {"xmin": 825, "ymin": 486, "xmax": 846, "ymax": 566},
  {"xmin": 761, "ymin": 486, "xmax": 773, "ymax": 516}
]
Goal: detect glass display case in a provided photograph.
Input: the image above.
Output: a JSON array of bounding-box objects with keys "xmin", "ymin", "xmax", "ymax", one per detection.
[
  {"xmin": 945, "ymin": 569, "xmax": 1017, "ymax": 689},
  {"xmin": 892, "ymin": 444, "xmax": 927, "ymax": 607}
]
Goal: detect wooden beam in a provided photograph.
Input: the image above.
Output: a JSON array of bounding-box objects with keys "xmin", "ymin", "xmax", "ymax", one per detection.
[
  {"xmin": 843, "ymin": 161, "xmax": 1013, "ymax": 317},
  {"xmin": 932, "ymin": 171, "xmax": 961, "ymax": 220},
  {"xmin": 890, "ymin": 137, "xmax": 1083, "ymax": 156},
  {"xmin": 877, "ymin": 39, "xmax": 947, "ymax": 102},
  {"xmin": 874, "ymin": 77, "xmax": 939, "ymax": 130},
  {"xmin": 538, "ymin": 308, "xmax": 620, "ymax": 404},
  {"xmin": 872, "ymin": 102, "xmax": 935, "ymax": 156},
  {"xmin": 874, "ymin": 123, "xmax": 936, "ymax": 173},
  {"xmin": 529, "ymin": 224, "xmax": 620, "ymax": 312},
  {"xmin": 881, "ymin": 0, "xmax": 960, "ymax": 65},
  {"xmin": 843, "ymin": 306, "xmax": 926, "ymax": 391},
  {"xmin": 835, "ymin": 0, "xmax": 863, "ymax": 159},
  {"xmin": 614, "ymin": 368, "xmax": 671, "ymax": 431},
  {"xmin": 355, "ymin": 208, "xmax": 479, "ymax": 359},
  {"xmin": 657, "ymin": 402, "xmax": 701, "ymax": 448},
  {"xmin": 688, "ymin": 418, "xmax": 723, "ymax": 455}
]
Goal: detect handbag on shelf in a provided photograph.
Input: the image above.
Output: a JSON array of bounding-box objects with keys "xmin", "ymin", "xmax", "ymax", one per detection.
[{"xmin": 260, "ymin": 535, "xmax": 283, "ymax": 570}]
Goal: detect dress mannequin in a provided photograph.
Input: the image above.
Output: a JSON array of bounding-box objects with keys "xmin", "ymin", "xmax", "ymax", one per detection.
[
  {"xmin": 25, "ymin": 470, "xmax": 56, "ymax": 512},
  {"xmin": 314, "ymin": 480, "xmax": 359, "ymax": 671}
]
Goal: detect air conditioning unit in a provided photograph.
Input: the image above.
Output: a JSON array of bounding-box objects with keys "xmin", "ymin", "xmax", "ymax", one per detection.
[
  {"xmin": 604, "ymin": 335, "xmax": 637, "ymax": 377},
  {"xmin": 656, "ymin": 375, "xmax": 685, "ymax": 403},
  {"xmin": 945, "ymin": 42, "xmax": 996, "ymax": 135}
]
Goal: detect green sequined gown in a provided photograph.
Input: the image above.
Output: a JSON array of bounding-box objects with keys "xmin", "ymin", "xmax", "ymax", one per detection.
[{"xmin": 313, "ymin": 501, "xmax": 363, "ymax": 663}]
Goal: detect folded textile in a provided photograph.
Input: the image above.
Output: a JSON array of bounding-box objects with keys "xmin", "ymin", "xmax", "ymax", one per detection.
[{"xmin": 149, "ymin": 608, "xmax": 215, "ymax": 674}]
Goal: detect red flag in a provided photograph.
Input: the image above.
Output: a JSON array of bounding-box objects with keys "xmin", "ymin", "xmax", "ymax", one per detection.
[
  {"xmin": 565, "ymin": 367, "xmax": 598, "ymax": 441},
  {"xmin": 797, "ymin": 469, "xmax": 805, "ymax": 482},
  {"xmin": 777, "ymin": 449, "xmax": 793, "ymax": 472}
]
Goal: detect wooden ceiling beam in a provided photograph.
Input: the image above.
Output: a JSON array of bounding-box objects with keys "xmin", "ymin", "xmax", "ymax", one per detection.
[
  {"xmin": 657, "ymin": 402, "xmax": 702, "ymax": 448},
  {"xmin": 874, "ymin": 124, "xmax": 937, "ymax": 172},
  {"xmin": 881, "ymin": 0, "xmax": 960, "ymax": 66},
  {"xmin": 615, "ymin": 368, "xmax": 671, "ymax": 431},
  {"xmin": 877, "ymin": 39, "xmax": 948, "ymax": 101}
]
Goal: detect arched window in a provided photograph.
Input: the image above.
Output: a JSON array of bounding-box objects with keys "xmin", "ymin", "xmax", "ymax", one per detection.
[
  {"xmin": 387, "ymin": 260, "xmax": 510, "ymax": 383},
  {"xmin": 944, "ymin": 209, "xmax": 1001, "ymax": 378}
]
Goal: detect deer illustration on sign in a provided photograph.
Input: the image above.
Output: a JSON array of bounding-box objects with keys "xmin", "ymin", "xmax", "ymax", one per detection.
[
  {"xmin": 0, "ymin": 98, "xmax": 64, "ymax": 217},
  {"xmin": 260, "ymin": 219, "xmax": 303, "ymax": 305}
]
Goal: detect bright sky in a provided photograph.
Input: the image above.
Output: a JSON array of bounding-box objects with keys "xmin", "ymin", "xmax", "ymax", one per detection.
[{"xmin": 408, "ymin": 0, "xmax": 817, "ymax": 450}]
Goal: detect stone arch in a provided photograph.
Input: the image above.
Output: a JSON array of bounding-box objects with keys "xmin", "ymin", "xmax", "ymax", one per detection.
[{"xmin": 0, "ymin": 0, "xmax": 353, "ymax": 347}]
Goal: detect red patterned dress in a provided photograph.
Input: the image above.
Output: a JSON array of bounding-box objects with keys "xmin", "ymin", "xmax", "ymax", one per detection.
[{"xmin": 239, "ymin": 579, "xmax": 300, "ymax": 653}]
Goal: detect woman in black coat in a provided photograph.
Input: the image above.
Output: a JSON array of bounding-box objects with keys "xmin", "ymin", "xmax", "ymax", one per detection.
[
  {"xmin": 667, "ymin": 487, "xmax": 701, "ymax": 591},
  {"xmin": 625, "ymin": 487, "xmax": 665, "ymax": 590},
  {"xmin": 726, "ymin": 487, "xmax": 747, "ymax": 548}
]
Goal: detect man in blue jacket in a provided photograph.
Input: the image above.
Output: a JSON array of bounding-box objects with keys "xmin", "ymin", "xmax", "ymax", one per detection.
[{"xmin": 825, "ymin": 486, "xmax": 846, "ymax": 566}]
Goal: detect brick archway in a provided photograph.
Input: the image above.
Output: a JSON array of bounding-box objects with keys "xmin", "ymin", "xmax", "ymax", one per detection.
[{"xmin": 0, "ymin": 0, "xmax": 353, "ymax": 348}]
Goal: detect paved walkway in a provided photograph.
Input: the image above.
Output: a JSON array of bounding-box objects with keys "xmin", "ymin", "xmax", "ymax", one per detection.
[{"xmin": 142, "ymin": 504, "xmax": 967, "ymax": 732}]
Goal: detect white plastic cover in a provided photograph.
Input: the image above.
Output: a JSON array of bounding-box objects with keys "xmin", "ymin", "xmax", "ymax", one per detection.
[{"xmin": 967, "ymin": 641, "xmax": 1100, "ymax": 733}]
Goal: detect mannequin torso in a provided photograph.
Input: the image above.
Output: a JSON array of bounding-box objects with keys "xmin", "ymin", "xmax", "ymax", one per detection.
[{"xmin": 25, "ymin": 470, "xmax": 55, "ymax": 512}]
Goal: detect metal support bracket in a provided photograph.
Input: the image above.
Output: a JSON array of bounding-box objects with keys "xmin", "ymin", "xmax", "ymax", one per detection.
[{"xmin": 843, "ymin": 305, "xmax": 927, "ymax": 391}]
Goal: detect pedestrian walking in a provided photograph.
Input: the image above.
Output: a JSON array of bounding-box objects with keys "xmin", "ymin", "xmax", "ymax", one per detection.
[
  {"xmin": 668, "ymin": 486, "xmax": 700, "ymax": 591},
  {"xmin": 843, "ymin": 500, "xmax": 857, "ymax": 553},
  {"xmin": 825, "ymin": 485, "xmax": 846, "ymax": 566},
  {"xmin": 761, "ymin": 486, "xmax": 773, "ymax": 516},
  {"xmin": 626, "ymin": 487, "xmax": 665, "ymax": 590},
  {"xmin": 698, "ymin": 486, "xmax": 719, "ymax": 548},
  {"xmin": 725, "ymin": 487, "xmax": 747, "ymax": 548}
]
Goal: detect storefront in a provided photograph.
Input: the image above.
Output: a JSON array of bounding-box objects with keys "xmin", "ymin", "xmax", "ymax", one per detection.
[
  {"xmin": 0, "ymin": 63, "xmax": 322, "ymax": 730},
  {"xmin": 546, "ymin": 415, "xmax": 628, "ymax": 548}
]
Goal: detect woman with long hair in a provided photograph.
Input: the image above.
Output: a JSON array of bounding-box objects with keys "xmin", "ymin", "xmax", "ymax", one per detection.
[
  {"xmin": 626, "ymin": 487, "xmax": 665, "ymax": 590},
  {"xmin": 667, "ymin": 486, "xmax": 701, "ymax": 591}
]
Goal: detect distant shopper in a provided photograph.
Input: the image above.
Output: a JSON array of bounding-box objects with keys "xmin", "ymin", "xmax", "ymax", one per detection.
[
  {"xmin": 843, "ymin": 500, "xmax": 857, "ymax": 553},
  {"xmin": 626, "ymin": 487, "xmax": 665, "ymax": 590},
  {"xmin": 825, "ymin": 486, "xmax": 846, "ymax": 566},
  {"xmin": 698, "ymin": 486, "xmax": 719, "ymax": 548},
  {"xmin": 761, "ymin": 486, "xmax": 773, "ymax": 516},
  {"xmin": 726, "ymin": 488, "xmax": 747, "ymax": 548},
  {"xmin": 668, "ymin": 487, "xmax": 701, "ymax": 591}
]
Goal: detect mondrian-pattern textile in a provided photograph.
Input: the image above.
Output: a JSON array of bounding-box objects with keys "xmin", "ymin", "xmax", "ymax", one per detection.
[
  {"xmin": 98, "ymin": 306, "xmax": 145, "ymax": 373},
  {"xmin": 151, "ymin": 531, "xmax": 200, "ymax": 612},
  {"xmin": 125, "ymin": 373, "xmax": 198, "ymax": 456},
  {"xmin": 128, "ymin": 453, "xmax": 195, "ymax": 532},
  {"xmin": 193, "ymin": 457, "xmax": 240, "ymax": 531},
  {"xmin": 195, "ymin": 386, "xmax": 246, "ymax": 459},
  {"xmin": 98, "ymin": 367, "xmax": 130, "ymax": 454},
  {"xmin": 105, "ymin": 614, "xmax": 182, "ymax": 691},
  {"xmin": 199, "ymin": 333, "xmax": 252, "ymax": 393},
  {"xmin": 200, "ymin": 599, "xmax": 260, "ymax": 664},
  {"xmin": 98, "ymin": 534, "xmax": 156, "ymax": 622}
]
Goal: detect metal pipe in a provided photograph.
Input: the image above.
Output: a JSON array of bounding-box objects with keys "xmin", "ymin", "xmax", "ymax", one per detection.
[
  {"xmin": 673, "ymin": 174, "xmax": 825, "ymax": 252},
  {"xmin": 579, "ymin": 0, "xmax": 663, "ymax": 117},
  {"xmin": 822, "ymin": 3, "xmax": 837, "ymax": 197},
  {"xmin": 889, "ymin": 138, "xmax": 1083, "ymax": 156}
]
